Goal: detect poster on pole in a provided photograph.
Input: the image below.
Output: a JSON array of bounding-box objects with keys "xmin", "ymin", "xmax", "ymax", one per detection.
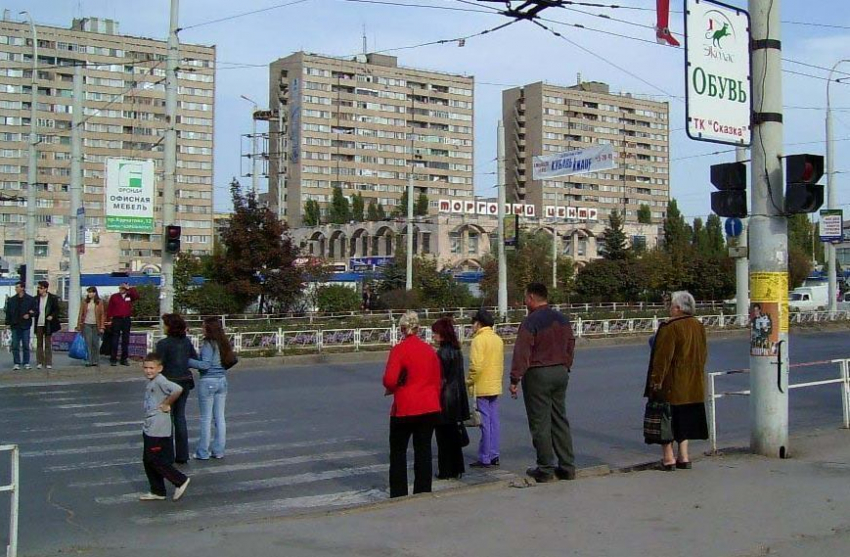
[
  {"xmin": 504, "ymin": 214, "xmax": 518, "ymax": 250},
  {"xmin": 532, "ymin": 144, "xmax": 616, "ymax": 180},
  {"xmin": 105, "ymin": 159, "xmax": 155, "ymax": 233},
  {"xmin": 819, "ymin": 209, "xmax": 843, "ymax": 242},
  {"xmin": 684, "ymin": 0, "xmax": 752, "ymax": 146},
  {"xmin": 76, "ymin": 207, "xmax": 85, "ymax": 254}
]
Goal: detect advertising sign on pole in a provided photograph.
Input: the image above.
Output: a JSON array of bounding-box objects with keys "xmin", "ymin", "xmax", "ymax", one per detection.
[
  {"xmin": 819, "ymin": 209, "xmax": 844, "ymax": 242},
  {"xmin": 76, "ymin": 207, "xmax": 85, "ymax": 254},
  {"xmin": 685, "ymin": 0, "xmax": 752, "ymax": 146},
  {"xmin": 532, "ymin": 144, "xmax": 616, "ymax": 180},
  {"xmin": 105, "ymin": 159, "xmax": 155, "ymax": 233},
  {"xmin": 504, "ymin": 214, "xmax": 519, "ymax": 249}
]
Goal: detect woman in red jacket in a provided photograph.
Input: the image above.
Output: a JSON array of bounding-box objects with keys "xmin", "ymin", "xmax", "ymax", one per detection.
[{"xmin": 383, "ymin": 311, "xmax": 442, "ymax": 497}]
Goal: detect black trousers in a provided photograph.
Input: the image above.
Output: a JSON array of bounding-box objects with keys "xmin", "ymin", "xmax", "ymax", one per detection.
[
  {"xmin": 434, "ymin": 423, "xmax": 465, "ymax": 478},
  {"xmin": 142, "ymin": 434, "xmax": 187, "ymax": 496},
  {"xmin": 171, "ymin": 388, "xmax": 190, "ymax": 463},
  {"xmin": 110, "ymin": 316, "xmax": 132, "ymax": 363},
  {"xmin": 521, "ymin": 365, "xmax": 575, "ymax": 473},
  {"xmin": 389, "ymin": 414, "xmax": 437, "ymax": 498}
]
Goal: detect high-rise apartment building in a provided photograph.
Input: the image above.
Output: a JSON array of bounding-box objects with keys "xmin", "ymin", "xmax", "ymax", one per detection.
[
  {"xmin": 0, "ymin": 16, "xmax": 215, "ymax": 279},
  {"xmin": 503, "ymin": 80, "xmax": 669, "ymax": 223},
  {"xmin": 268, "ymin": 52, "xmax": 474, "ymax": 226}
]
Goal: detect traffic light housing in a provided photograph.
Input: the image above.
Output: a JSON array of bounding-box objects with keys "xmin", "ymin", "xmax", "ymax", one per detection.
[
  {"xmin": 17, "ymin": 264, "xmax": 26, "ymax": 280},
  {"xmin": 164, "ymin": 225, "xmax": 181, "ymax": 254},
  {"xmin": 710, "ymin": 162, "xmax": 747, "ymax": 218},
  {"xmin": 784, "ymin": 154, "xmax": 824, "ymax": 214}
]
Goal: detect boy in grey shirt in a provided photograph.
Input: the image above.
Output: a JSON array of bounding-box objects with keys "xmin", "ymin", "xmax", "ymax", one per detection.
[{"xmin": 141, "ymin": 352, "xmax": 191, "ymax": 501}]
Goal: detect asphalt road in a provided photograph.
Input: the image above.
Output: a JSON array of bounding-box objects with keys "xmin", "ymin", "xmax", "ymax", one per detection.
[{"xmin": 0, "ymin": 330, "xmax": 848, "ymax": 556}]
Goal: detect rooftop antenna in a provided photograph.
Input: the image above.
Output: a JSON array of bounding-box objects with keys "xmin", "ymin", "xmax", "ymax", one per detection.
[{"xmin": 362, "ymin": 24, "xmax": 367, "ymax": 55}]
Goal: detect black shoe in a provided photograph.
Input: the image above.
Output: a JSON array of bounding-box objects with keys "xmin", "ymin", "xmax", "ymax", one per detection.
[
  {"xmin": 469, "ymin": 461, "xmax": 491, "ymax": 468},
  {"xmin": 660, "ymin": 461, "xmax": 676, "ymax": 472},
  {"xmin": 491, "ymin": 457, "xmax": 500, "ymax": 466},
  {"xmin": 175, "ymin": 460, "xmax": 188, "ymax": 465},
  {"xmin": 555, "ymin": 466, "xmax": 576, "ymax": 481},
  {"xmin": 435, "ymin": 472, "xmax": 461, "ymax": 480},
  {"xmin": 110, "ymin": 361, "xmax": 117, "ymax": 367},
  {"xmin": 676, "ymin": 461, "xmax": 692, "ymax": 470},
  {"xmin": 526, "ymin": 467, "xmax": 555, "ymax": 483},
  {"xmin": 120, "ymin": 361, "xmax": 130, "ymax": 366}
]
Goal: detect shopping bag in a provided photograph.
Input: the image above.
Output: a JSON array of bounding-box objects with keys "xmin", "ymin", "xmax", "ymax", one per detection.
[
  {"xmin": 100, "ymin": 327, "xmax": 113, "ymax": 356},
  {"xmin": 463, "ymin": 384, "xmax": 481, "ymax": 428},
  {"xmin": 68, "ymin": 333, "xmax": 89, "ymax": 360},
  {"xmin": 643, "ymin": 400, "xmax": 673, "ymax": 445}
]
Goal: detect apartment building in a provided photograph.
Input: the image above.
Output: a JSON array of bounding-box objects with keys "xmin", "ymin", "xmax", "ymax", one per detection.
[
  {"xmin": 0, "ymin": 16, "xmax": 215, "ymax": 281},
  {"xmin": 503, "ymin": 79, "xmax": 670, "ymax": 223},
  {"xmin": 268, "ymin": 52, "xmax": 474, "ymax": 226}
]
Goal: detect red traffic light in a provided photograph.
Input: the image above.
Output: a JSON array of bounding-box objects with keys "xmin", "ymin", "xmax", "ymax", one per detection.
[
  {"xmin": 785, "ymin": 154, "xmax": 824, "ymax": 185},
  {"xmin": 166, "ymin": 225, "xmax": 182, "ymax": 239}
]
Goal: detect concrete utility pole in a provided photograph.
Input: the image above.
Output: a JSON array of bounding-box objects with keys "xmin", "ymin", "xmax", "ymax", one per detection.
[
  {"xmin": 159, "ymin": 0, "xmax": 179, "ymax": 317},
  {"xmin": 735, "ymin": 146, "xmax": 749, "ymax": 324},
  {"xmin": 552, "ymin": 186, "xmax": 559, "ymax": 289},
  {"xmin": 497, "ymin": 121, "xmax": 508, "ymax": 319},
  {"xmin": 826, "ymin": 60, "xmax": 849, "ymax": 313},
  {"xmin": 240, "ymin": 95, "xmax": 259, "ymax": 194},
  {"xmin": 68, "ymin": 65, "xmax": 83, "ymax": 325},
  {"xmin": 21, "ymin": 11, "xmax": 37, "ymax": 293},
  {"xmin": 405, "ymin": 170, "xmax": 414, "ymax": 291},
  {"xmin": 749, "ymin": 0, "xmax": 789, "ymax": 457}
]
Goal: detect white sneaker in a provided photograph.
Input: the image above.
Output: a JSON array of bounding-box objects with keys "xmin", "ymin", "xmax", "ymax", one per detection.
[
  {"xmin": 173, "ymin": 478, "xmax": 190, "ymax": 501},
  {"xmin": 46, "ymin": 365, "xmax": 52, "ymax": 369},
  {"xmin": 139, "ymin": 493, "xmax": 166, "ymax": 501},
  {"xmin": 24, "ymin": 364, "xmax": 31, "ymax": 370},
  {"xmin": 12, "ymin": 365, "xmax": 20, "ymax": 371},
  {"xmin": 36, "ymin": 364, "xmax": 42, "ymax": 369}
]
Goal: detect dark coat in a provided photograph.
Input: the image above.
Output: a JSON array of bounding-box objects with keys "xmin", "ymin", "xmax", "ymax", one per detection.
[
  {"xmin": 41, "ymin": 293, "xmax": 62, "ymax": 334},
  {"xmin": 644, "ymin": 315, "xmax": 707, "ymax": 405},
  {"xmin": 155, "ymin": 336, "xmax": 198, "ymax": 389},
  {"xmin": 4, "ymin": 294, "xmax": 38, "ymax": 330},
  {"xmin": 436, "ymin": 343, "xmax": 471, "ymax": 424}
]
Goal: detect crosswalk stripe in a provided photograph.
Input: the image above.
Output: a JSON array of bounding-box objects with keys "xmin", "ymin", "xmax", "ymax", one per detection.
[
  {"xmin": 132, "ymin": 489, "xmax": 388, "ymax": 525},
  {"xmin": 16, "ymin": 411, "xmax": 261, "ymax": 434},
  {"xmin": 96, "ymin": 464, "xmax": 389, "ymax": 505},
  {"xmin": 71, "ymin": 411, "xmax": 119, "ymax": 418},
  {"xmin": 18, "ymin": 390, "xmax": 79, "ymax": 396},
  {"xmin": 45, "ymin": 437, "xmax": 364, "ymax": 473},
  {"xmin": 0, "ymin": 376, "xmax": 143, "ymax": 390}
]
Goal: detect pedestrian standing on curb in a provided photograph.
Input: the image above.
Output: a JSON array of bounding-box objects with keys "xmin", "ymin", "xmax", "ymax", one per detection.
[
  {"xmin": 188, "ymin": 317, "xmax": 236, "ymax": 460},
  {"xmin": 139, "ymin": 352, "xmax": 191, "ymax": 502},
  {"xmin": 34, "ymin": 281, "xmax": 61, "ymax": 370},
  {"xmin": 4, "ymin": 281, "xmax": 37, "ymax": 371},
  {"xmin": 383, "ymin": 311, "xmax": 442, "ymax": 498},
  {"xmin": 644, "ymin": 290, "xmax": 708, "ymax": 471},
  {"xmin": 106, "ymin": 282, "xmax": 139, "ymax": 366},
  {"xmin": 432, "ymin": 317, "xmax": 470, "ymax": 480},
  {"xmin": 510, "ymin": 282, "xmax": 577, "ymax": 483},
  {"xmin": 156, "ymin": 313, "xmax": 198, "ymax": 465},
  {"xmin": 467, "ymin": 308, "xmax": 504, "ymax": 469},
  {"xmin": 76, "ymin": 287, "xmax": 105, "ymax": 368}
]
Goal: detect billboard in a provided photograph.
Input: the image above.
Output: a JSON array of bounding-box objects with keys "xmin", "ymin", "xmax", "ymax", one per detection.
[
  {"xmin": 532, "ymin": 144, "xmax": 616, "ymax": 180},
  {"xmin": 105, "ymin": 159, "xmax": 155, "ymax": 233}
]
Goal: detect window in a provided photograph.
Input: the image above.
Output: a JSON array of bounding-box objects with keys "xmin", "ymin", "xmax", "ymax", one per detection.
[
  {"xmin": 449, "ymin": 231, "xmax": 461, "ymax": 254},
  {"xmin": 35, "ymin": 241, "xmax": 49, "ymax": 258},
  {"xmin": 3, "ymin": 240, "xmax": 23, "ymax": 257},
  {"xmin": 467, "ymin": 232, "xmax": 479, "ymax": 254}
]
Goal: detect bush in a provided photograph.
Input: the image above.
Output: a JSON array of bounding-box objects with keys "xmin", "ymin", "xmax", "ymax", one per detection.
[
  {"xmin": 184, "ymin": 282, "xmax": 244, "ymax": 315},
  {"xmin": 379, "ymin": 288, "xmax": 423, "ymax": 310},
  {"xmin": 316, "ymin": 285, "xmax": 361, "ymax": 313},
  {"xmin": 133, "ymin": 284, "xmax": 161, "ymax": 318}
]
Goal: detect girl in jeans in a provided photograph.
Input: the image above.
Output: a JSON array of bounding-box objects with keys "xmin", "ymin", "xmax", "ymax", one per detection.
[
  {"xmin": 189, "ymin": 317, "xmax": 236, "ymax": 460},
  {"xmin": 76, "ymin": 287, "xmax": 104, "ymax": 367}
]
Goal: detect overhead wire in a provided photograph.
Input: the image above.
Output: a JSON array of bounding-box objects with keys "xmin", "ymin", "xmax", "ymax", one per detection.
[{"xmin": 178, "ymin": 0, "xmax": 312, "ymax": 32}]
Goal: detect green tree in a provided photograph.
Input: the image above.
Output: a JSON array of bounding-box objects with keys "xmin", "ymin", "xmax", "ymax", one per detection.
[
  {"xmin": 184, "ymin": 281, "xmax": 243, "ymax": 315},
  {"xmin": 303, "ymin": 199, "xmax": 321, "ymax": 226},
  {"xmin": 351, "ymin": 193, "xmax": 365, "ymax": 222},
  {"xmin": 705, "ymin": 214, "xmax": 726, "ymax": 256},
  {"xmin": 575, "ymin": 259, "xmax": 625, "ymax": 302},
  {"xmin": 367, "ymin": 200, "xmax": 379, "ymax": 221},
  {"xmin": 789, "ymin": 247, "xmax": 814, "ymax": 288},
  {"xmin": 132, "ymin": 284, "xmax": 160, "ymax": 318},
  {"xmin": 328, "ymin": 187, "xmax": 351, "ymax": 224},
  {"xmin": 637, "ymin": 203, "xmax": 652, "ymax": 224},
  {"xmin": 602, "ymin": 209, "xmax": 629, "ymax": 260},
  {"xmin": 316, "ymin": 285, "xmax": 362, "ymax": 313},
  {"xmin": 691, "ymin": 217, "xmax": 710, "ymax": 256},
  {"xmin": 788, "ymin": 214, "xmax": 823, "ymax": 264},
  {"xmin": 174, "ymin": 254, "xmax": 204, "ymax": 312},
  {"xmin": 415, "ymin": 191, "xmax": 429, "ymax": 216},
  {"xmin": 662, "ymin": 199, "xmax": 692, "ymax": 289},
  {"xmin": 376, "ymin": 203, "xmax": 387, "ymax": 220}
]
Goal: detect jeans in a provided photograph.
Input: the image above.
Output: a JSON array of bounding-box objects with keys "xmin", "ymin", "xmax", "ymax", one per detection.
[
  {"xmin": 389, "ymin": 413, "xmax": 437, "ymax": 498},
  {"xmin": 110, "ymin": 316, "xmax": 131, "ymax": 363},
  {"xmin": 10, "ymin": 328, "xmax": 31, "ymax": 366},
  {"xmin": 82, "ymin": 324, "xmax": 100, "ymax": 366},
  {"xmin": 521, "ymin": 365, "xmax": 575, "ymax": 473},
  {"xmin": 171, "ymin": 387, "xmax": 190, "ymax": 463},
  {"xmin": 142, "ymin": 434, "xmax": 188, "ymax": 496},
  {"xmin": 35, "ymin": 326, "xmax": 52, "ymax": 366},
  {"xmin": 195, "ymin": 376, "xmax": 227, "ymax": 459},
  {"xmin": 477, "ymin": 396, "xmax": 500, "ymax": 465}
]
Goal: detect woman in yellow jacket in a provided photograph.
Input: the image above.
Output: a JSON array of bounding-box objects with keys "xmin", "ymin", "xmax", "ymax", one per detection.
[{"xmin": 467, "ymin": 309, "xmax": 504, "ymax": 468}]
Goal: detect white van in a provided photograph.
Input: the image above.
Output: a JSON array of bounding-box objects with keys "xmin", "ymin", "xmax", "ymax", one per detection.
[{"xmin": 788, "ymin": 284, "xmax": 829, "ymax": 312}]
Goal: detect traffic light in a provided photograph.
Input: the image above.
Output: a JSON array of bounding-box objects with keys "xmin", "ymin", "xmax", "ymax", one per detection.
[
  {"xmin": 710, "ymin": 162, "xmax": 747, "ymax": 218},
  {"xmin": 17, "ymin": 264, "xmax": 26, "ymax": 280},
  {"xmin": 164, "ymin": 225, "xmax": 181, "ymax": 254},
  {"xmin": 784, "ymin": 154, "xmax": 824, "ymax": 214}
]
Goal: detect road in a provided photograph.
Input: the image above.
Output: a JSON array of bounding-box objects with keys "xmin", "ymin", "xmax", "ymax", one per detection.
[{"xmin": 0, "ymin": 329, "xmax": 848, "ymax": 555}]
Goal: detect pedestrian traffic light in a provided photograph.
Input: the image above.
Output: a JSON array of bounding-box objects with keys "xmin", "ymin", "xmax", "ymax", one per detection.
[
  {"xmin": 17, "ymin": 264, "xmax": 26, "ymax": 280},
  {"xmin": 164, "ymin": 225, "xmax": 181, "ymax": 254},
  {"xmin": 710, "ymin": 162, "xmax": 747, "ymax": 218},
  {"xmin": 784, "ymin": 154, "xmax": 824, "ymax": 214}
]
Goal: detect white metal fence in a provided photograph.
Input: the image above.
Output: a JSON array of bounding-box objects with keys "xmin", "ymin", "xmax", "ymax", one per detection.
[{"xmin": 0, "ymin": 444, "xmax": 19, "ymax": 557}]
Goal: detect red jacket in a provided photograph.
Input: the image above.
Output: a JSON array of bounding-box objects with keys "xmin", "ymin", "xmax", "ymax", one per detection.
[
  {"xmin": 383, "ymin": 334, "xmax": 442, "ymax": 417},
  {"xmin": 106, "ymin": 287, "xmax": 139, "ymax": 320}
]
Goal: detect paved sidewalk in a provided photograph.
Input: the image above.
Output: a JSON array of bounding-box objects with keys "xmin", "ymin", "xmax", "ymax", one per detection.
[{"xmin": 61, "ymin": 427, "xmax": 850, "ymax": 557}]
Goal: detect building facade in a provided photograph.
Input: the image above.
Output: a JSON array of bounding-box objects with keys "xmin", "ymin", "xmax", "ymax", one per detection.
[
  {"xmin": 0, "ymin": 16, "xmax": 215, "ymax": 283},
  {"xmin": 503, "ymin": 79, "xmax": 670, "ymax": 224},
  {"xmin": 268, "ymin": 52, "xmax": 474, "ymax": 226}
]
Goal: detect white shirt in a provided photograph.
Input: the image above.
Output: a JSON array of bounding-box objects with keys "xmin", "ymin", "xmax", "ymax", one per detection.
[{"xmin": 38, "ymin": 294, "xmax": 47, "ymax": 327}]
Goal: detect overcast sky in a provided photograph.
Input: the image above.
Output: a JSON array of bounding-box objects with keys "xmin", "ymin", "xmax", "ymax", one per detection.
[{"xmin": 12, "ymin": 0, "xmax": 850, "ymax": 222}]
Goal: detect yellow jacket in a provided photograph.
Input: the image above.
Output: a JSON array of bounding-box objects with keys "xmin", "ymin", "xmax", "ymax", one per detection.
[{"xmin": 467, "ymin": 326, "xmax": 504, "ymax": 397}]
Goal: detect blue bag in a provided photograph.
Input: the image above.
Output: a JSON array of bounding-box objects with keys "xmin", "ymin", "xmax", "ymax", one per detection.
[{"xmin": 68, "ymin": 333, "xmax": 89, "ymax": 360}]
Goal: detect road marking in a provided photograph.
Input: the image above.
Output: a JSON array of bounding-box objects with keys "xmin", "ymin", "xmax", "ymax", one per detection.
[
  {"xmin": 132, "ymin": 489, "xmax": 388, "ymax": 525},
  {"xmin": 0, "ymin": 401, "xmax": 124, "ymax": 413},
  {"xmin": 70, "ymin": 411, "xmax": 119, "ymax": 418},
  {"xmin": 18, "ymin": 390, "xmax": 79, "ymax": 396},
  {"xmin": 0, "ymin": 376, "xmax": 144, "ymax": 390}
]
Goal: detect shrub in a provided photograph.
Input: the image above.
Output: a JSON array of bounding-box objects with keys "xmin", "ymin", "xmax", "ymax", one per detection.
[{"xmin": 316, "ymin": 285, "xmax": 361, "ymax": 313}]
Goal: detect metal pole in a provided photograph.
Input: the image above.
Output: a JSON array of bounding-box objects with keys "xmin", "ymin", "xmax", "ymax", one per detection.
[
  {"xmin": 736, "ymin": 147, "xmax": 750, "ymax": 325},
  {"xmin": 826, "ymin": 60, "xmax": 849, "ymax": 313},
  {"xmin": 552, "ymin": 186, "xmax": 558, "ymax": 289},
  {"xmin": 497, "ymin": 121, "xmax": 508, "ymax": 319},
  {"xmin": 240, "ymin": 95, "xmax": 259, "ymax": 194},
  {"xmin": 21, "ymin": 12, "xmax": 37, "ymax": 294},
  {"xmin": 749, "ymin": 0, "xmax": 789, "ymax": 457},
  {"xmin": 10, "ymin": 445, "xmax": 19, "ymax": 557},
  {"xmin": 159, "ymin": 0, "xmax": 179, "ymax": 318},
  {"xmin": 405, "ymin": 171, "xmax": 414, "ymax": 290},
  {"xmin": 68, "ymin": 66, "xmax": 83, "ymax": 327}
]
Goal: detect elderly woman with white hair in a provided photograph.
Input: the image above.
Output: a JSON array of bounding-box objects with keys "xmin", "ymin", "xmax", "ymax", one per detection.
[
  {"xmin": 383, "ymin": 311, "xmax": 442, "ymax": 497},
  {"xmin": 644, "ymin": 291, "xmax": 709, "ymax": 471}
]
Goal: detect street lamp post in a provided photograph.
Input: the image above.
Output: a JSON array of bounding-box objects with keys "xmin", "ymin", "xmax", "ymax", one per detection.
[
  {"xmin": 21, "ymin": 11, "xmax": 37, "ymax": 294},
  {"xmin": 240, "ymin": 95, "xmax": 259, "ymax": 194},
  {"xmin": 826, "ymin": 60, "xmax": 850, "ymax": 312}
]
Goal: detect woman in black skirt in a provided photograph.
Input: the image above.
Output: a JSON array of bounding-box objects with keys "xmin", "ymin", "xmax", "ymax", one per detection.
[
  {"xmin": 432, "ymin": 317, "xmax": 471, "ymax": 479},
  {"xmin": 645, "ymin": 291, "xmax": 708, "ymax": 470}
]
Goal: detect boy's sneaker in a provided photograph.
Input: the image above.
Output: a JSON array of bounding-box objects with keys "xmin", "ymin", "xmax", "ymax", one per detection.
[
  {"xmin": 24, "ymin": 364, "xmax": 31, "ymax": 370},
  {"xmin": 173, "ymin": 478, "xmax": 190, "ymax": 501},
  {"xmin": 46, "ymin": 365, "xmax": 52, "ymax": 369},
  {"xmin": 12, "ymin": 365, "xmax": 20, "ymax": 371},
  {"xmin": 139, "ymin": 493, "xmax": 166, "ymax": 501},
  {"xmin": 36, "ymin": 364, "xmax": 42, "ymax": 369}
]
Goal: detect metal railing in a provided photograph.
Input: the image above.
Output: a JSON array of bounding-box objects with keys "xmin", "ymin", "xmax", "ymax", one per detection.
[
  {"xmin": 0, "ymin": 444, "xmax": 19, "ymax": 557},
  {"xmin": 706, "ymin": 359, "xmax": 850, "ymax": 453}
]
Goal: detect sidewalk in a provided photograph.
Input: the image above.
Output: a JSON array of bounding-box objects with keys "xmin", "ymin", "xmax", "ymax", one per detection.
[{"xmin": 72, "ymin": 427, "xmax": 850, "ymax": 557}]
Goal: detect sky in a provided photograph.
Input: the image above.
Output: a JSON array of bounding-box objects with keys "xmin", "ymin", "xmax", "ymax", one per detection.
[{"xmin": 10, "ymin": 0, "xmax": 850, "ymax": 223}]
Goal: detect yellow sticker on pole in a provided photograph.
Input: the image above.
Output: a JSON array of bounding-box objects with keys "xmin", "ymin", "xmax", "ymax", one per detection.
[
  {"xmin": 750, "ymin": 272, "xmax": 788, "ymax": 303},
  {"xmin": 749, "ymin": 272, "xmax": 789, "ymax": 350}
]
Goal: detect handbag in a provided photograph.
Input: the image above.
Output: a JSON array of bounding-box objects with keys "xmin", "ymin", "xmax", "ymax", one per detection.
[
  {"xmin": 458, "ymin": 424, "xmax": 470, "ymax": 448},
  {"xmin": 223, "ymin": 355, "xmax": 239, "ymax": 370},
  {"xmin": 463, "ymin": 384, "xmax": 482, "ymax": 428},
  {"xmin": 643, "ymin": 400, "xmax": 674, "ymax": 445},
  {"xmin": 99, "ymin": 326, "xmax": 113, "ymax": 356},
  {"xmin": 68, "ymin": 333, "xmax": 88, "ymax": 360}
]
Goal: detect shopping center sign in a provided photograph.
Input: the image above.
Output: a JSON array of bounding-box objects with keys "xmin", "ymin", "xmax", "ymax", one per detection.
[
  {"xmin": 685, "ymin": 0, "xmax": 752, "ymax": 146},
  {"xmin": 105, "ymin": 159, "xmax": 155, "ymax": 233}
]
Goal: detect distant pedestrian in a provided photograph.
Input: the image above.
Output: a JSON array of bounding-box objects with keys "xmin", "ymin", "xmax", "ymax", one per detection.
[
  {"xmin": 156, "ymin": 313, "xmax": 198, "ymax": 465},
  {"xmin": 382, "ymin": 311, "xmax": 441, "ymax": 497},
  {"xmin": 362, "ymin": 285, "xmax": 375, "ymax": 311},
  {"xmin": 188, "ymin": 317, "xmax": 236, "ymax": 460},
  {"xmin": 467, "ymin": 308, "xmax": 504, "ymax": 469},
  {"xmin": 76, "ymin": 287, "xmax": 105, "ymax": 367},
  {"xmin": 431, "ymin": 317, "xmax": 470, "ymax": 480},
  {"xmin": 106, "ymin": 282, "xmax": 139, "ymax": 366},
  {"xmin": 644, "ymin": 290, "xmax": 708, "ymax": 471},
  {"xmin": 510, "ymin": 282, "xmax": 577, "ymax": 483},
  {"xmin": 139, "ymin": 352, "xmax": 191, "ymax": 502},
  {"xmin": 34, "ymin": 281, "xmax": 61, "ymax": 370},
  {"xmin": 4, "ymin": 281, "xmax": 37, "ymax": 371}
]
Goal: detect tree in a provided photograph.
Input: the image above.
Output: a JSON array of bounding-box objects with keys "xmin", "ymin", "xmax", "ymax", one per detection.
[
  {"xmin": 351, "ymin": 193, "xmax": 365, "ymax": 222},
  {"xmin": 789, "ymin": 247, "xmax": 814, "ymax": 288},
  {"xmin": 174, "ymin": 254, "xmax": 204, "ymax": 312},
  {"xmin": 415, "ymin": 191, "xmax": 429, "ymax": 216},
  {"xmin": 705, "ymin": 214, "xmax": 725, "ymax": 256},
  {"xmin": 637, "ymin": 203, "xmax": 652, "ymax": 224},
  {"xmin": 213, "ymin": 179, "xmax": 304, "ymax": 313},
  {"xmin": 316, "ymin": 285, "xmax": 362, "ymax": 313},
  {"xmin": 132, "ymin": 284, "xmax": 160, "ymax": 318},
  {"xmin": 328, "ymin": 187, "xmax": 351, "ymax": 224},
  {"xmin": 367, "ymin": 200, "xmax": 379, "ymax": 221},
  {"xmin": 661, "ymin": 199, "xmax": 692, "ymax": 289},
  {"xmin": 788, "ymin": 214, "xmax": 823, "ymax": 265},
  {"xmin": 183, "ymin": 281, "xmax": 243, "ymax": 315},
  {"xmin": 575, "ymin": 259, "xmax": 625, "ymax": 302},
  {"xmin": 303, "ymin": 199, "xmax": 321, "ymax": 226},
  {"xmin": 602, "ymin": 209, "xmax": 629, "ymax": 260},
  {"xmin": 376, "ymin": 203, "xmax": 387, "ymax": 220},
  {"xmin": 393, "ymin": 189, "xmax": 409, "ymax": 217},
  {"xmin": 691, "ymin": 217, "xmax": 710, "ymax": 256}
]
